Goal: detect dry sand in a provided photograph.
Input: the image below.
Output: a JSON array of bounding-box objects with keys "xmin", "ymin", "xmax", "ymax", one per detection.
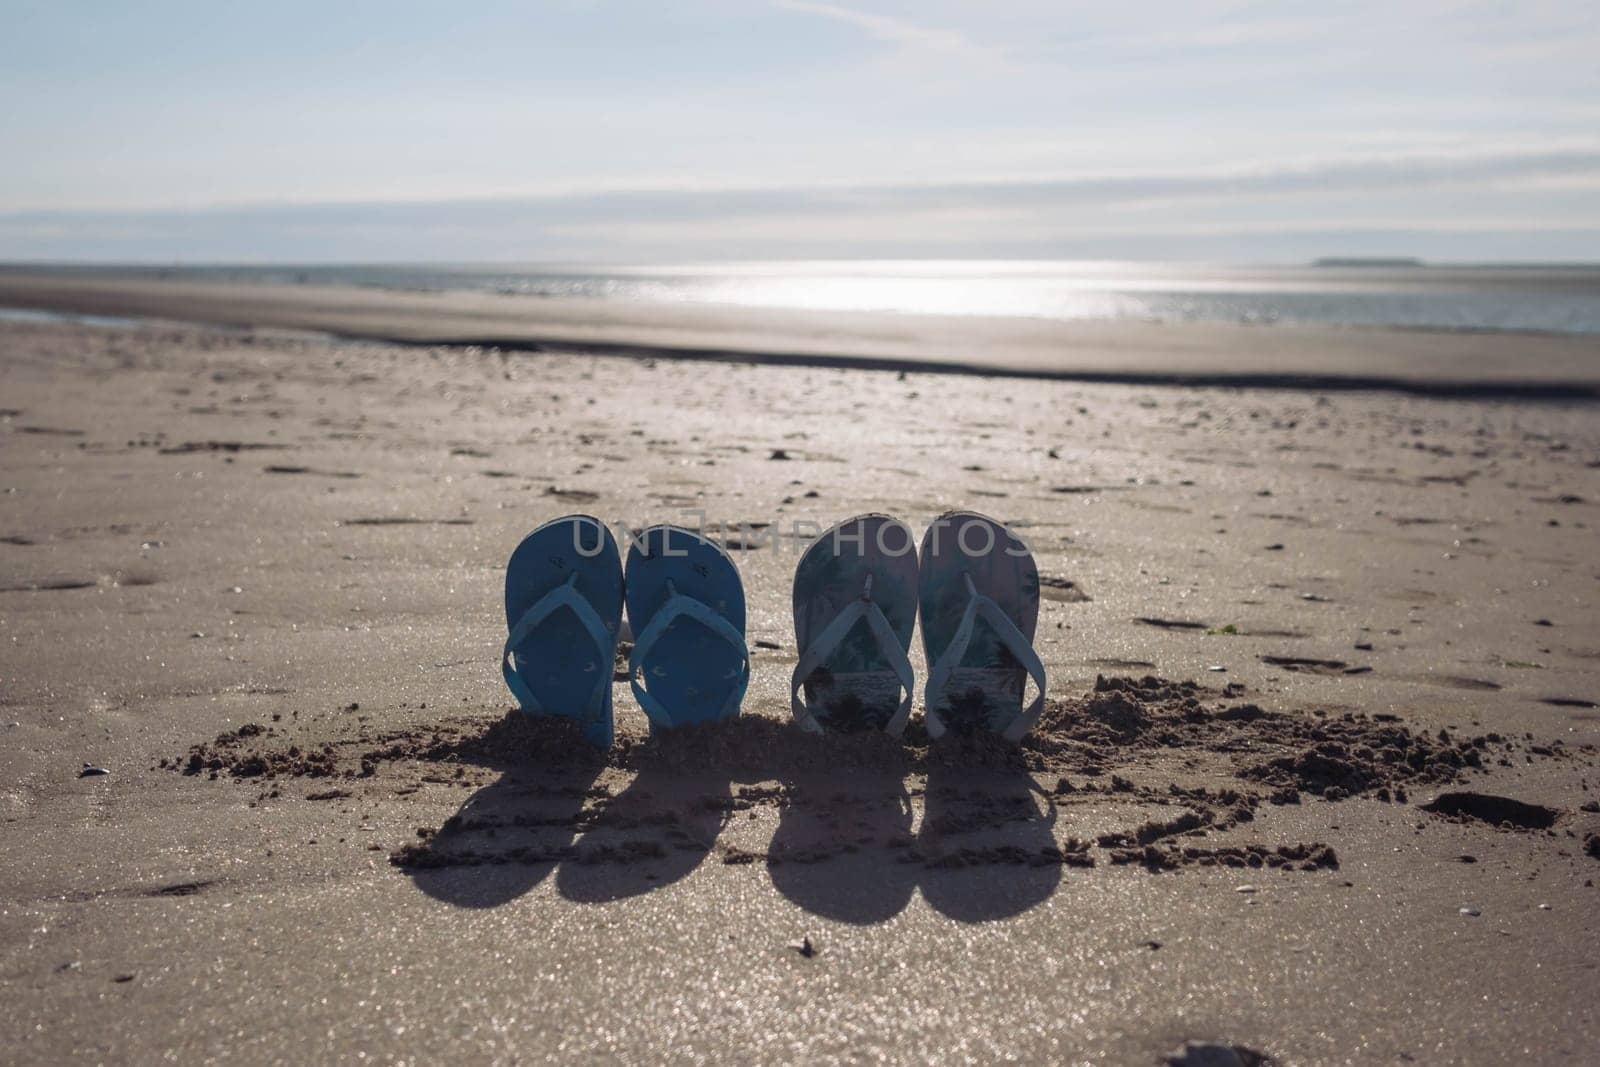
[{"xmin": 1, "ymin": 303, "xmax": 1599, "ymax": 1064}]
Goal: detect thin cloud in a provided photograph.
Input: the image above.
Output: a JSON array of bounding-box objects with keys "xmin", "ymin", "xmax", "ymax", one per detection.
[
  {"xmin": 2, "ymin": 145, "xmax": 1596, "ymax": 261},
  {"xmin": 771, "ymin": 0, "xmax": 989, "ymax": 57},
  {"xmin": 1111, "ymin": 14, "xmax": 1344, "ymax": 52}
]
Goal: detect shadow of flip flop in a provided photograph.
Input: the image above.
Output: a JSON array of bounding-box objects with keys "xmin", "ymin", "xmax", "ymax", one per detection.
[
  {"xmin": 401, "ymin": 764, "xmax": 605, "ymax": 909},
  {"xmin": 915, "ymin": 761, "xmax": 1062, "ymax": 923},
  {"xmin": 768, "ymin": 766, "xmax": 917, "ymax": 924},
  {"xmin": 556, "ymin": 764, "xmax": 732, "ymax": 903}
]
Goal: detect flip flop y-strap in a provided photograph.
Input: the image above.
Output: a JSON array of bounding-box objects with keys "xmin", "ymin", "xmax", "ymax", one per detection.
[
  {"xmin": 628, "ymin": 581, "xmax": 751, "ymax": 727},
  {"xmin": 925, "ymin": 572, "xmax": 1047, "ymax": 742},
  {"xmin": 502, "ymin": 571, "xmax": 616, "ymax": 724},
  {"xmin": 790, "ymin": 573, "xmax": 917, "ymax": 737}
]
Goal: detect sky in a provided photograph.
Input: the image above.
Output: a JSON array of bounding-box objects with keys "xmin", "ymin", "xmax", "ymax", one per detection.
[{"xmin": 2, "ymin": 0, "xmax": 1598, "ymax": 263}]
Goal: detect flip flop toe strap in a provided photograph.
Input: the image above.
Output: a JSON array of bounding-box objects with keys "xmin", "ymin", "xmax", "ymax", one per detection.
[
  {"xmin": 790, "ymin": 585, "xmax": 916, "ymax": 737},
  {"xmin": 502, "ymin": 572, "xmax": 616, "ymax": 724},
  {"xmin": 628, "ymin": 588, "xmax": 751, "ymax": 727},
  {"xmin": 925, "ymin": 573, "xmax": 1047, "ymax": 742}
]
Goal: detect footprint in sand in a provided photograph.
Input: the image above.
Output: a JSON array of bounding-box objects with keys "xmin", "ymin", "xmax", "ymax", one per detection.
[
  {"xmin": 1414, "ymin": 674, "xmax": 1503, "ymax": 692},
  {"xmin": 0, "ymin": 576, "xmax": 97, "ymax": 592},
  {"xmin": 1039, "ymin": 576, "xmax": 1091, "ymax": 603},
  {"xmin": 545, "ymin": 486, "xmax": 600, "ymax": 503},
  {"xmin": 264, "ymin": 465, "xmax": 360, "ymax": 478},
  {"xmin": 158, "ymin": 440, "xmax": 287, "ymax": 454},
  {"xmin": 1420, "ymin": 792, "xmax": 1559, "ymax": 830},
  {"xmin": 16, "ymin": 425, "xmax": 85, "ymax": 436},
  {"xmin": 1260, "ymin": 655, "xmax": 1349, "ymax": 676}
]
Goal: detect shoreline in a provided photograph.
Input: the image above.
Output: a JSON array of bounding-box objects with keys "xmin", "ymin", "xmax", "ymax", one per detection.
[{"xmin": 3, "ymin": 268, "xmax": 1599, "ymax": 399}]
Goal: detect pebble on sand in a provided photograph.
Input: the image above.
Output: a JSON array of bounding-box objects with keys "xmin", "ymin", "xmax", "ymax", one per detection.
[
  {"xmin": 788, "ymin": 936, "xmax": 817, "ymax": 958},
  {"xmin": 1165, "ymin": 1041, "xmax": 1274, "ymax": 1067},
  {"xmin": 79, "ymin": 765, "xmax": 110, "ymax": 777}
]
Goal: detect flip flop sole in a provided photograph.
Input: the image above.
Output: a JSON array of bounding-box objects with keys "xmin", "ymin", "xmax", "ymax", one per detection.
[
  {"xmin": 918, "ymin": 511, "xmax": 1040, "ymax": 734},
  {"xmin": 504, "ymin": 515, "xmax": 623, "ymax": 746},
  {"xmin": 793, "ymin": 514, "xmax": 919, "ymax": 732},
  {"xmin": 625, "ymin": 525, "xmax": 748, "ymax": 729}
]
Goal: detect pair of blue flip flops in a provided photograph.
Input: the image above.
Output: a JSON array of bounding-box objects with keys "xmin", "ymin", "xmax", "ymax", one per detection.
[
  {"xmin": 502, "ymin": 516, "xmax": 750, "ymax": 748},
  {"xmin": 790, "ymin": 512, "xmax": 1046, "ymax": 742}
]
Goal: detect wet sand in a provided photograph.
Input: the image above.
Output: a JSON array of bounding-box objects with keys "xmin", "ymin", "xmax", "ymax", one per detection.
[
  {"xmin": 4, "ymin": 268, "xmax": 1600, "ymax": 396},
  {"xmin": 2, "ymin": 315, "xmax": 1599, "ymax": 1063}
]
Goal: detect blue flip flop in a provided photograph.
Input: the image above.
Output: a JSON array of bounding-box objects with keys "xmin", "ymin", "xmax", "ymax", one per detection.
[
  {"xmin": 502, "ymin": 515, "xmax": 623, "ymax": 748},
  {"xmin": 790, "ymin": 514, "xmax": 918, "ymax": 735},
  {"xmin": 918, "ymin": 511, "xmax": 1047, "ymax": 742},
  {"xmin": 625, "ymin": 525, "xmax": 750, "ymax": 730}
]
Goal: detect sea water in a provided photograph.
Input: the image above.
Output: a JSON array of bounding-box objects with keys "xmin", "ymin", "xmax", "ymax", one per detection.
[{"xmin": 8, "ymin": 260, "xmax": 1599, "ymax": 336}]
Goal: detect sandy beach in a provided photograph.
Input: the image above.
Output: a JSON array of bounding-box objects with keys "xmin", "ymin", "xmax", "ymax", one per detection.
[{"xmin": 2, "ymin": 299, "xmax": 1599, "ymax": 1064}]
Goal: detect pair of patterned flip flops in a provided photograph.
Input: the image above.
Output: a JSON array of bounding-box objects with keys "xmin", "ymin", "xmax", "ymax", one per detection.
[
  {"xmin": 501, "ymin": 511, "xmax": 1044, "ymax": 746},
  {"xmin": 502, "ymin": 517, "xmax": 750, "ymax": 748},
  {"xmin": 791, "ymin": 511, "xmax": 1046, "ymax": 742}
]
